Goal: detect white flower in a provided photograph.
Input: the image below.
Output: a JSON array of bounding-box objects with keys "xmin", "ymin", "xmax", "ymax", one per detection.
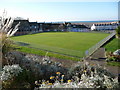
[{"xmin": 0, "ymin": 64, "xmax": 23, "ymax": 81}]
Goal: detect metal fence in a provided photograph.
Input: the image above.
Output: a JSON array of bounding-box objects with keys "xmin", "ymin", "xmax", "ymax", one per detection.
[{"xmin": 85, "ymin": 31, "xmax": 116, "ymax": 57}]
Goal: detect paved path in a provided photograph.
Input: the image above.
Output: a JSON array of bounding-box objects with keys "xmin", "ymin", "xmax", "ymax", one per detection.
[
  {"xmin": 90, "ymin": 48, "xmax": 106, "ymax": 59},
  {"xmin": 86, "ymin": 48, "xmax": 119, "ymax": 76}
]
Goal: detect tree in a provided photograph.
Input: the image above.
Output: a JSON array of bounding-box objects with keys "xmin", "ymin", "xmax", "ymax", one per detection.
[{"xmin": 116, "ymin": 26, "xmax": 120, "ymax": 38}]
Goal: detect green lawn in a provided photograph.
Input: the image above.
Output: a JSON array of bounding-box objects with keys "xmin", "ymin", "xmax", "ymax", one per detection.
[
  {"xmin": 14, "ymin": 45, "xmax": 80, "ymax": 61},
  {"xmin": 107, "ymin": 61, "xmax": 120, "ymax": 67},
  {"xmin": 12, "ymin": 32, "xmax": 109, "ymax": 57},
  {"xmin": 104, "ymin": 38, "xmax": 120, "ymax": 67},
  {"xmin": 104, "ymin": 38, "xmax": 120, "ymax": 52}
]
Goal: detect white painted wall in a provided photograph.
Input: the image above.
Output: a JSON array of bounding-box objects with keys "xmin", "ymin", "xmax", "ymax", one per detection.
[{"xmin": 91, "ymin": 24, "xmax": 118, "ymax": 30}]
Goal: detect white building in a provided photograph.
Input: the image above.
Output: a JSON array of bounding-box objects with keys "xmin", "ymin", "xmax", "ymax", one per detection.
[
  {"xmin": 91, "ymin": 24, "xmax": 96, "ymax": 31},
  {"xmin": 91, "ymin": 22, "xmax": 118, "ymax": 31}
]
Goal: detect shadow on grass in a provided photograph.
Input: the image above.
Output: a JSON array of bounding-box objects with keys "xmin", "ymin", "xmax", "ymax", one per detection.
[{"xmin": 15, "ymin": 42, "xmax": 30, "ymax": 46}]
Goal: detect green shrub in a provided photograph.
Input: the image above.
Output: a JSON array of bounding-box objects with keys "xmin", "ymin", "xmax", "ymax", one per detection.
[
  {"xmin": 105, "ymin": 51, "xmax": 120, "ymax": 62},
  {"xmin": 35, "ymin": 62, "xmax": 119, "ymax": 88},
  {"xmin": 116, "ymin": 26, "xmax": 120, "ymax": 38}
]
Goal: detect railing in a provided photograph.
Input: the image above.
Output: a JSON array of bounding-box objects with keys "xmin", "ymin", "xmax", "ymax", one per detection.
[{"xmin": 85, "ymin": 31, "xmax": 116, "ymax": 57}]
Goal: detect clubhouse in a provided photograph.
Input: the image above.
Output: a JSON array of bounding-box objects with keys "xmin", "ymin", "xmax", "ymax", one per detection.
[{"xmin": 91, "ymin": 22, "xmax": 119, "ymax": 31}]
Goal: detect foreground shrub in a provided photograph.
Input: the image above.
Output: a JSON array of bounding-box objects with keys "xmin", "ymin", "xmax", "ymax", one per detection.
[
  {"xmin": 2, "ymin": 51, "xmax": 119, "ymax": 89},
  {"xmin": 0, "ymin": 64, "xmax": 23, "ymax": 81},
  {"xmin": 3, "ymin": 51, "xmax": 68, "ymax": 89},
  {"xmin": 0, "ymin": 12, "xmax": 20, "ymax": 65},
  {"xmin": 105, "ymin": 51, "xmax": 120, "ymax": 62},
  {"xmin": 36, "ymin": 73, "xmax": 118, "ymax": 88},
  {"xmin": 0, "ymin": 33, "xmax": 15, "ymax": 65},
  {"xmin": 0, "ymin": 64, "xmax": 23, "ymax": 88},
  {"xmin": 35, "ymin": 62, "xmax": 119, "ymax": 88}
]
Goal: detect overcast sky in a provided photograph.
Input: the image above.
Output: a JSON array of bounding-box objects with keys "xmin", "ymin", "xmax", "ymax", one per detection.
[{"xmin": 0, "ymin": 0, "xmax": 119, "ymax": 22}]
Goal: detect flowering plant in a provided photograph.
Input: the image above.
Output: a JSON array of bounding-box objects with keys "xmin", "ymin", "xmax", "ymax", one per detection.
[
  {"xmin": 34, "ymin": 62, "xmax": 119, "ymax": 88},
  {"xmin": 0, "ymin": 64, "xmax": 23, "ymax": 81}
]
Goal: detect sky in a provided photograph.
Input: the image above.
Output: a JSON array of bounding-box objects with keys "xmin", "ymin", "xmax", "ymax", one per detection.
[{"xmin": 0, "ymin": 0, "xmax": 119, "ymax": 22}]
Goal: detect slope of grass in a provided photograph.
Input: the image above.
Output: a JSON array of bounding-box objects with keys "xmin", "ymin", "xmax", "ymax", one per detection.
[
  {"xmin": 12, "ymin": 32, "xmax": 109, "ymax": 57},
  {"xmin": 104, "ymin": 38, "xmax": 120, "ymax": 52},
  {"xmin": 104, "ymin": 38, "xmax": 120, "ymax": 66},
  {"xmin": 14, "ymin": 45, "xmax": 81, "ymax": 61}
]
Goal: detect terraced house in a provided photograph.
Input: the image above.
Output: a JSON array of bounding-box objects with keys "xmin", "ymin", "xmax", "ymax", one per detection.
[
  {"xmin": 68, "ymin": 24, "xmax": 89, "ymax": 32},
  {"xmin": 12, "ymin": 20, "xmax": 30, "ymax": 36},
  {"xmin": 12, "ymin": 20, "xmax": 71, "ymax": 36},
  {"xmin": 41, "ymin": 23, "xmax": 61, "ymax": 32},
  {"xmin": 29, "ymin": 22, "xmax": 42, "ymax": 33}
]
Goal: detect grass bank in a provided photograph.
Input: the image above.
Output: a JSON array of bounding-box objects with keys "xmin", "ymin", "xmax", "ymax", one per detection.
[
  {"xmin": 14, "ymin": 45, "xmax": 81, "ymax": 61},
  {"xmin": 104, "ymin": 38, "xmax": 120, "ymax": 52},
  {"xmin": 104, "ymin": 38, "xmax": 120, "ymax": 66}
]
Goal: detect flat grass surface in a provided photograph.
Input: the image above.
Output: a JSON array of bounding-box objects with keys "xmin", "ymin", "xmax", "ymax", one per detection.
[
  {"xmin": 104, "ymin": 38, "xmax": 120, "ymax": 52},
  {"xmin": 12, "ymin": 32, "xmax": 109, "ymax": 57}
]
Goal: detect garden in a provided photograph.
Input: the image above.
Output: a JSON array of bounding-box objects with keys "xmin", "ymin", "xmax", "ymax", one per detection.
[
  {"xmin": 0, "ymin": 16, "xmax": 120, "ymax": 89},
  {"xmin": 104, "ymin": 27, "xmax": 120, "ymax": 66}
]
